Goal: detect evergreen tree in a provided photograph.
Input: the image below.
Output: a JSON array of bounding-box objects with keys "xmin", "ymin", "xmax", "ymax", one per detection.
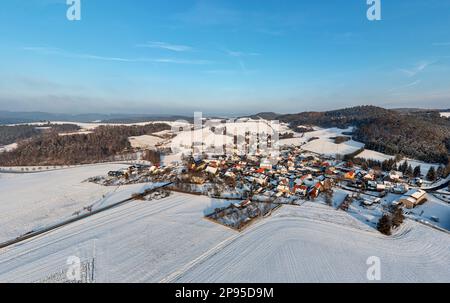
[
  {"xmin": 426, "ymin": 167, "xmax": 437, "ymax": 181},
  {"xmin": 413, "ymin": 166, "xmax": 421, "ymax": 178},
  {"xmin": 436, "ymin": 166, "xmax": 444, "ymax": 178},
  {"xmin": 399, "ymin": 161, "xmax": 408, "ymax": 173},
  {"xmin": 405, "ymin": 165, "xmax": 413, "ymax": 178}
]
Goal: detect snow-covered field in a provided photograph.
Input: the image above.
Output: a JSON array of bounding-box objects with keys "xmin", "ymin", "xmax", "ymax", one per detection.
[
  {"xmin": 0, "ymin": 143, "xmax": 18, "ymax": 153},
  {"xmin": 355, "ymin": 149, "xmax": 394, "ymax": 162},
  {"xmin": 169, "ymin": 119, "xmax": 292, "ymax": 154},
  {"xmin": 175, "ymin": 203, "xmax": 450, "ymax": 283},
  {"xmin": 410, "ymin": 196, "xmax": 450, "ymax": 231},
  {"xmin": 355, "ymin": 150, "xmax": 440, "ymax": 175},
  {"xmin": 302, "ymin": 138, "xmax": 364, "ymax": 157},
  {"xmin": 0, "ymin": 188, "xmax": 449, "ymax": 282},
  {"xmin": 0, "ymin": 164, "xmax": 135, "ymax": 242},
  {"xmin": 280, "ymin": 127, "xmax": 364, "ymax": 157},
  {"xmin": 129, "ymin": 135, "xmax": 164, "ymax": 149},
  {"xmin": 398, "ymin": 159, "xmax": 440, "ymax": 176},
  {"xmin": 0, "ymin": 193, "xmax": 236, "ymax": 283},
  {"xmin": 440, "ymin": 112, "xmax": 450, "ymax": 118}
]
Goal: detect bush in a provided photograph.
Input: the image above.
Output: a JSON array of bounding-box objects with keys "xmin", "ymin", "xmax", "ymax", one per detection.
[
  {"xmin": 377, "ymin": 215, "xmax": 392, "ymax": 235},
  {"xmin": 391, "ymin": 207, "xmax": 404, "ymax": 228}
]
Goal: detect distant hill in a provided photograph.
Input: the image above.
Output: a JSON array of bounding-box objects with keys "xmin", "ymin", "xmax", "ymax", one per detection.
[
  {"xmin": 0, "ymin": 111, "xmax": 192, "ymax": 125},
  {"xmin": 246, "ymin": 112, "xmax": 280, "ymax": 120},
  {"xmin": 251, "ymin": 106, "xmax": 450, "ymax": 164}
]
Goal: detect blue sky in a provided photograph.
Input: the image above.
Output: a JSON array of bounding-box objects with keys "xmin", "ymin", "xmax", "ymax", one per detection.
[{"xmin": 0, "ymin": 0, "xmax": 449, "ymax": 115}]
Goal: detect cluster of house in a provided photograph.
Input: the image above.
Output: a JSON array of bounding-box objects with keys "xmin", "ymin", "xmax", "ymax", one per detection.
[
  {"xmin": 179, "ymin": 146, "xmax": 428, "ymax": 203},
  {"xmin": 183, "ymin": 149, "xmax": 334, "ymax": 200},
  {"xmin": 93, "ymin": 146, "xmax": 428, "ymax": 211},
  {"xmin": 91, "ymin": 164, "xmax": 177, "ymax": 186}
]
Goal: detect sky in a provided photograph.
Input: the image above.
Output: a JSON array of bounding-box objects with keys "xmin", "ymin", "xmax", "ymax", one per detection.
[{"xmin": 0, "ymin": 0, "xmax": 449, "ymax": 116}]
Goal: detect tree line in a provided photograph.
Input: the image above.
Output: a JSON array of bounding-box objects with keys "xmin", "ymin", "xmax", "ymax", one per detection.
[
  {"xmin": 275, "ymin": 106, "xmax": 450, "ymax": 165},
  {"xmin": 0, "ymin": 123, "xmax": 170, "ymax": 166},
  {"xmin": 0, "ymin": 124, "xmax": 80, "ymax": 146}
]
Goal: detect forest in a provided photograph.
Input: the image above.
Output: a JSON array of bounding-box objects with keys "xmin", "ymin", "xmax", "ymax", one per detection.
[
  {"xmin": 0, "ymin": 124, "xmax": 80, "ymax": 146},
  {"xmin": 272, "ymin": 106, "xmax": 450, "ymax": 164},
  {"xmin": 0, "ymin": 123, "xmax": 170, "ymax": 166}
]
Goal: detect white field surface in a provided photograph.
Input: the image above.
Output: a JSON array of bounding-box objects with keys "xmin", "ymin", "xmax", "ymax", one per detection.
[
  {"xmin": 169, "ymin": 119, "xmax": 291, "ymax": 152},
  {"xmin": 355, "ymin": 150, "xmax": 440, "ymax": 175},
  {"xmin": 0, "ymin": 192, "xmax": 449, "ymax": 282},
  {"xmin": 0, "ymin": 163, "xmax": 142, "ymax": 243},
  {"xmin": 355, "ymin": 149, "xmax": 394, "ymax": 162},
  {"xmin": 58, "ymin": 130, "xmax": 93, "ymax": 136},
  {"xmin": 176, "ymin": 203, "xmax": 450, "ymax": 283},
  {"xmin": 280, "ymin": 127, "xmax": 364, "ymax": 157},
  {"xmin": 409, "ymin": 195, "xmax": 450, "ymax": 231},
  {"xmin": 0, "ymin": 193, "xmax": 236, "ymax": 283},
  {"xmin": 440, "ymin": 112, "xmax": 450, "ymax": 118},
  {"xmin": 399, "ymin": 159, "xmax": 440, "ymax": 176},
  {"xmin": 0, "ymin": 143, "xmax": 18, "ymax": 153},
  {"xmin": 128, "ymin": 135, "xmax": 164, "ymax": 149}
]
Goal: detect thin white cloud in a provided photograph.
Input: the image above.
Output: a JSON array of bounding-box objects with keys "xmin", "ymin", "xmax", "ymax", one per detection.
[
  {"xmin": 399, "ymin": 61, "xmax": 433, "ymax": 77},
  {"xmin": 136, "ymin": 41, "xmax": 193, "ymax": 52},
  {"xmin": 222, "ymin": 49, "xmax": 260, "ymax": 74},
  {"xmin": 225, "ymin": 50, "xmax": 260, "ymax": 57},
  {"xmin": 22, "ymin": 46, "xmax": 211, "ymax": 65},
  {"xmin": 389, "ymin": 80, "xmax": 421, "ymax": 93}
]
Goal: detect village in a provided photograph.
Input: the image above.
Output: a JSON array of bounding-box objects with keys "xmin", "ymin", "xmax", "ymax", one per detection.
[{"xmin": 88, "ymin": 141, "xmax": 448, "ymax": 235}]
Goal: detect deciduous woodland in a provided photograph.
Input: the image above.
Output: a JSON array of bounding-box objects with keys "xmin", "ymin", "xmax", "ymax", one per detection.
[
  {"xmin": 254, "ymin": 106, "xmax": 450, "ymax": 164},
  {"xmin": 0, "ymin": 124, "xmax": 80, "ymax": 146},
  {"xmin": 0, "ymin": 123, "xmax": 170, "ymax": 166}
]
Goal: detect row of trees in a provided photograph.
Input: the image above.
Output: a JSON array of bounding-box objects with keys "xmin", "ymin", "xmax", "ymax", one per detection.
[
  {"xmin": 352, "ymin": 156, "xmax": 449, "ymax": 181},
  {"xmin": 0, "ymin": 124, "xmax": 81, "ymax": 146},
  {"xmin": 0, "ymin": 124, "xmax": 170, "ymax": 166}
]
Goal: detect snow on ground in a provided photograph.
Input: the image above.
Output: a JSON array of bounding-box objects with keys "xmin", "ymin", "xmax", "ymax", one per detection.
[
  {"xmin": 128, "ymin": 135, "xmax": 164, "ymax": 149},
  {"xmin": 0, "ymin": 143, "xmax": 18, "ymax": 153},
  {"xmin": 279, "ymin": 127, "xmax": 364, "ymax": 157},
  {"xmin": 440, "ymin": 112, "xmax": 450, "ymax": 118},
  {"xmin": 399, "ymin": 159, "xmax": 440, "ymax": 176},
  {"xmin": 175, "ymin": 203, "xmax": 450, "ymax": 283},
  {"xmin": 0, "ymin": 164, "xmax": 136, "ymax": 243},
  {"xmin": 355, "ymin": 149, "xmax": 394, "ymax": 162},
  {"xmin": 302, "ymin": 138, "xmax": 364, "ymax": 157},
  {"xmin": 0, "ymin": 192, "xmax": 448, "ymax": 282},
  {"xmin": 355, "ymin": 150, "xmax": 440, "ymax": 175},
  {"xmin": 409, "ymin": 196, "xmax": 450, "ymax": 231},
  {"xmin": 0, "ymin": 193, "xmax": 236, "ymax": 283},
  {"xmin": 161, "ymin": 153, "xmax": 184, "ymax": 166},
  {"xmin": 58, "ymin": 130, "xmax": 93, "ymax": 136}
]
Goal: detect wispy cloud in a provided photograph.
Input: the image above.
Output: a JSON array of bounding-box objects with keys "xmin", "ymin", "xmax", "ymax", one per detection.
[
  {"xmin": 136, "ymin": 41, "xmax": 193, "ymax": 52},
  {"xmin": 225, "ymin": 50, "xmax": 260, "ymax": 57},
  {"xmin": 22, "ymin": 46, "xmax": 211, "ymax": 65},
  {"xmin": 223, "ymin": 49, "xmax": 260, "ymax": 74},
  {"xmin": 389, "ymin": 80, "xmax": 421, "ymax": 93},
  {"xmin": 399, "ymin": 61, "xmax": 433, "ymax": 77}
]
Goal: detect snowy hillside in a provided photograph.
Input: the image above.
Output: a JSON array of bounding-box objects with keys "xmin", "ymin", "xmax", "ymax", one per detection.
[
  {"xmin": 0, "ymin": 164, "xmax": 133, "ymax": 242},
  {"xmin": 175, "ymin": 203, "xmax": 450, "ymax": 283},
  {"xmin": 0, "ymin": 192, "xmax": 448, "ymax": 283}
]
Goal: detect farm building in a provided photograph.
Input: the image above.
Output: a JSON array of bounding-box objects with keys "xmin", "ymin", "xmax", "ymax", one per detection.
[{"xmin": 394, "ymin": 189, "xmax": 427, "ymax": 209}]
